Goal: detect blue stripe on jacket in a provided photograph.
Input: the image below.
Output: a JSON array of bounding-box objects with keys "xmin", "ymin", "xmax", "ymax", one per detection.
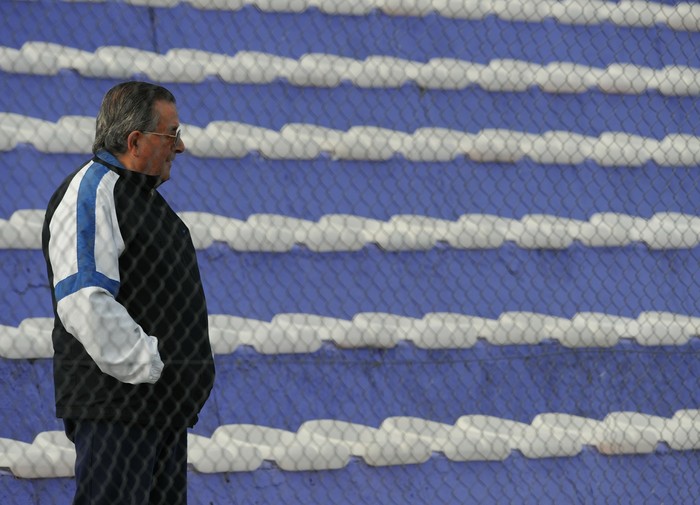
[{"xmin": 54, "ymin": 162, "xmax": 120, "ymax": 302}]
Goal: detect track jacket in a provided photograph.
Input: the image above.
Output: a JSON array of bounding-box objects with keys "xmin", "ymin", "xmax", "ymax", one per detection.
[{"xmin": 42, "ymin": 150, "xmax": 215, "ymax": 428}]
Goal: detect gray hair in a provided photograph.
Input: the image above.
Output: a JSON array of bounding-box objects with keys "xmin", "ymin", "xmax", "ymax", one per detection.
[{"xmin": 92, "ymin": 81, "xmax": 176, "ymax": 155}]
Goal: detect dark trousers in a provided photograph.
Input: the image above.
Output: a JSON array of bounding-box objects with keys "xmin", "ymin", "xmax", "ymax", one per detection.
[{"xmin": 64, "ymin": 419, "xmax": 187, "ymax": 505}]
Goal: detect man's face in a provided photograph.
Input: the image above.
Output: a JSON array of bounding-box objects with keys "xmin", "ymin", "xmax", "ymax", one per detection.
[{"xmin": 140, "ymin": 100, "xmax": 185, "ymax": 182}]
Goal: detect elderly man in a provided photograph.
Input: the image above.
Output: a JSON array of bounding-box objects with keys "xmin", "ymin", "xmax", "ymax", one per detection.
[{"xmin": 42, "ymin": 81, "xmax": 215, "ymax": 505}]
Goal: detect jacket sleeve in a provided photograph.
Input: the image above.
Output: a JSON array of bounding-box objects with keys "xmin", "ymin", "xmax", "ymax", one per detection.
[{"xmin": 47, "ymin": 165, "xmax": 164, "ymax": 385}]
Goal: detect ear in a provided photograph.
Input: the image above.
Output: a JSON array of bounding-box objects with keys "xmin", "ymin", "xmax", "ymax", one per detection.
[{"xmin": 125, "ymin": 131, "xmax": 142, "ymax": 156}]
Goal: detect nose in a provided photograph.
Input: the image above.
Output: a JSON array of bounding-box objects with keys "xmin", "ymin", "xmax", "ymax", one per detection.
[{"xmin": 175, "ymin": 136, "xmax": 185, "ymax": 154}]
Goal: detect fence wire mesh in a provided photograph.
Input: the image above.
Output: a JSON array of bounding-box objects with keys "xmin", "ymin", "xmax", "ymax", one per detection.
[{"xmin": 2, "ymin": 0, "xmax": 700, "ymax": 504}]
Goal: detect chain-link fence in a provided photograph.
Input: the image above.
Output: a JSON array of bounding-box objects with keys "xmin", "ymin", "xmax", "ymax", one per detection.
[{"xmin": 2, "ymin": 0, "xmax": 700, "ymax": 503}]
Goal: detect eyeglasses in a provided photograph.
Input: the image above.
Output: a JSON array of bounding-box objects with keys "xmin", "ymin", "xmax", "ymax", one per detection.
[{"xmin": 141, "ymin": 127, "xmax": 182, "ymax": 145}]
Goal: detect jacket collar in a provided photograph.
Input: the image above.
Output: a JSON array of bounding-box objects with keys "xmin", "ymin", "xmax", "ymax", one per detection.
[{"xmin": 94, "ymin": 150, "xmax": 162, "ymax": 191}]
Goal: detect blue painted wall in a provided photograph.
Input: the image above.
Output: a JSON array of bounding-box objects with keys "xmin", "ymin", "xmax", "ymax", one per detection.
[{"xmin": 1, "ymin": 2, "xmax": 700, "ymax": 504}]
